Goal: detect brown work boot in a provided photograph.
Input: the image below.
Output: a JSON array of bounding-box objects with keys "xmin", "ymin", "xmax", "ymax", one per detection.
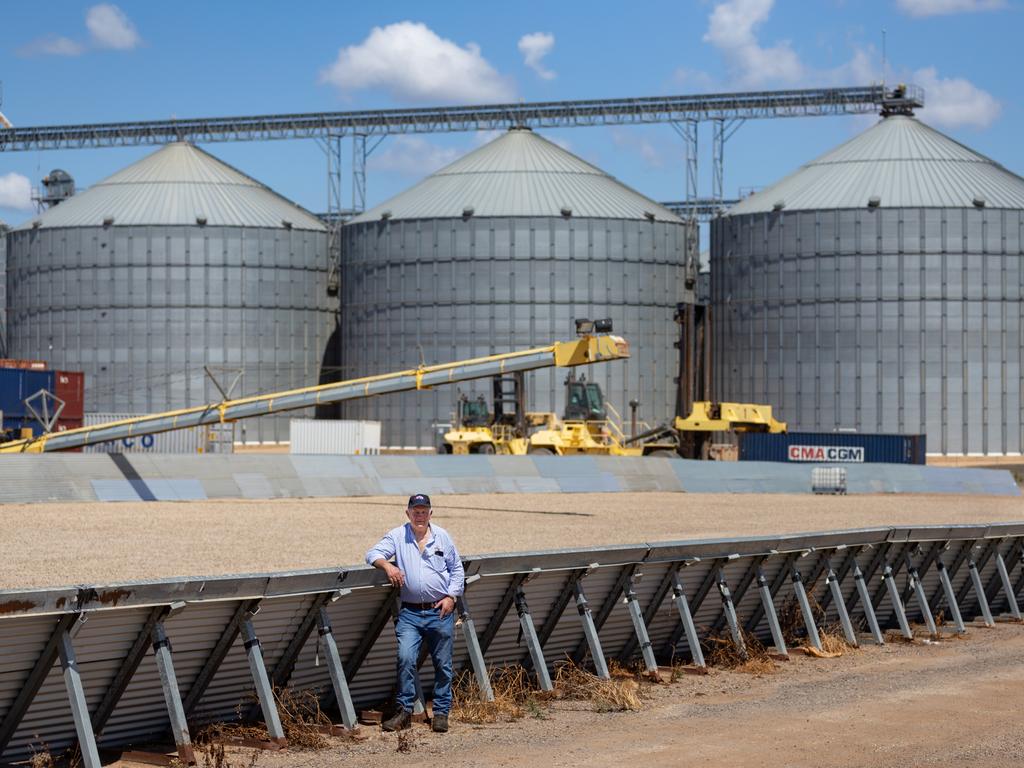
[
  {"xmin": 431, "ymin": 713, "xmax": 449, "ymax": 733},
  {"xmin": 381, "ymin": 710, "xmax": 411, "ymax": 732}
]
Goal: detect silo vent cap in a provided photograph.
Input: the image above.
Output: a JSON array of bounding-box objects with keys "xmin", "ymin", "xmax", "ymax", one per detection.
[
  {"xmin": 195, "ymin": 215, "xmax": 208, "ymax": 226},
  {"xmin": 867, "ymin": 196, "xmax": 881, "ymax": 208},
  {"xmin": 380, "ymin": 210, "xmax": 392, "ymax": 221},
  {"xmin": 462, "ymin": 206, "xmax": 474, "ymax": 219},
  {"xmin": 281, "ymin": 219, "xmax": 293, "ymax": 229},
  {"xmin": 643, "ymin": 210, "xmax": 656, "ymax": 221},
  {"xmin": 560, "ymin": 206, "xmax": 573, "ymax": 218},
  {"xmin": 973, "ymin": 195, "xmax": 986, "ymax": 208},
  {"xmin": 771, "ymin": 200, "xmax": 785, "ymax": 212},
  {"xmin": 102, "ymin": 216, "xmax": 114, "ymax": 227}
]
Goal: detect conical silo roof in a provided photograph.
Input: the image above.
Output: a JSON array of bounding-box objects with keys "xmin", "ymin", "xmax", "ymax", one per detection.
[
  {"xmin": 17, "ymin": 142, "xmax": 325, "ymax": 231},
  {"xmin": 349, "ymin": 127, "xmax": 683, "ymax": 223},
  {"xmin": 728, "ymin": 114, "xmax": 1024, "ymax": 214}
]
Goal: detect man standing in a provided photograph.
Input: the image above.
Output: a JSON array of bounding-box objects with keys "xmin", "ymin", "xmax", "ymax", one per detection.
[{"xmin": 366, "ymin": 493, "xmax": 465, "ymax": 733}]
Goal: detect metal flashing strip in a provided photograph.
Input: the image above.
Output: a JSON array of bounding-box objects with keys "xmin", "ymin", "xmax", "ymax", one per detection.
[{"xmin": 1, "ymin": 523, "xmax": 1024, "ymax": 761}]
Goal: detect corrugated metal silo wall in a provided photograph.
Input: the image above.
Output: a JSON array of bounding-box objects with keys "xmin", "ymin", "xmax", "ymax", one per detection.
[
  {"xmin": 0, "ymin": 230, "xmax": 7, "ymax": 357},
  {"xmin": 342, "ymin": 216, "xmax": 695, "ymax": 448},
  {"xmin": 6, "ymin": 225, "xmax": 333, "ymax": 442},
  {"xmin": 711, "ymin": 208, "xmax": 1024, "ymax": 455}
]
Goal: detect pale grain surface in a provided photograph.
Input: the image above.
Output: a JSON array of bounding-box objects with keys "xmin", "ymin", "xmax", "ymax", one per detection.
[{"xmin": 1, "ymin": 491, "xmax": 1021, "ymax": 589}]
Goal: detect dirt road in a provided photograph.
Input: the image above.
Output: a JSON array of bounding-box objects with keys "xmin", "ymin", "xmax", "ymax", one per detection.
[
  {"xmin": 246, "ymin": 621, "xmax": 1024, "ymax": 768},
  {"xmin": 1, "ymin": 492, "xmax": 1021, "ymax": 589}
]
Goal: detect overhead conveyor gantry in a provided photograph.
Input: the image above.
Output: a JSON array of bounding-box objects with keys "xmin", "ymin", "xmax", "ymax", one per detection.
[{"xmin": 0, "ymin": 333, "xmax": 630, "ymax": 454}]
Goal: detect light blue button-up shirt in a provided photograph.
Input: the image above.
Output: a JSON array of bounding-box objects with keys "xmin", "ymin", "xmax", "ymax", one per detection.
[{"xmin": 366, "ymin": 523, "xmax": 465, "ymax": 603}]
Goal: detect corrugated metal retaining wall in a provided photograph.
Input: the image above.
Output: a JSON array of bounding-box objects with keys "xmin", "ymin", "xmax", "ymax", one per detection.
[
  {"xmin": 1, "ymin": 523, "xmax": 1024, "ymax": 762},
  {"xmin": 0, "ymin": 455, "xmax": 1016, "ymax": 504}
]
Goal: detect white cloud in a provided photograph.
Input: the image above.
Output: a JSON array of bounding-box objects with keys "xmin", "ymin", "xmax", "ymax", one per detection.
[
  {"xmin": 703, "ymin": 0, "xmax": 804, "ymax": 87},
  {"xmin": 86, "ymin": 4, "xmax": 141, "ymax": 50},
  {"xmin": 913, "ymin": 67, "xmax": 1001, "ymax": 128},
  {"xmin": 670, "ymin": 67, "xmax": 719, "ymax": 92},
  {"xmin": 897, "ymin": 0, "xmax": 1005, "ymax": 17},
  {"xmin": 369, "ymin": 136, "xmax": 463, "ymax": 177},
  {"xmin": 321, "ymin": 22, "xmax": 515, "ymax": 103},
  {"xmin": 610, "ymin": 128, "xmax": 665, "ymax": 169},
  {"xmin": 0, "ymin": 173, "xmax": 34, "ymax": 212},
  {"xmin": 21, "ymin": 35, "xmax": 86, "ymax": 56},
  {"xmin": 518, "ymin": 32, "xmax": 556, "ymax": 80}
]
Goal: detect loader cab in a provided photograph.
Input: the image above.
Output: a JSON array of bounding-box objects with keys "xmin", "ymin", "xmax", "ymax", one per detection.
[
  {"xmin": 456, "ymin": 394, "xmax": 491, "ymax": 428},
  {"xmin": 563, "ymin": 375, "xmax": 607, "ymax": 422}
]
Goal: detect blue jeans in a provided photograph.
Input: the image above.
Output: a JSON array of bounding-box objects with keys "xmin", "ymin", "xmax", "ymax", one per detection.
[{"xmin": 395, "ymin": 606, "xmax": 454, "ymax": 715}]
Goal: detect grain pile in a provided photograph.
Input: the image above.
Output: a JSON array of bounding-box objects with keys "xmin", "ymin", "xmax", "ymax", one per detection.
[{"xmin": 0, "ymin": 492, "xmax": 1021, "ymax": 589}]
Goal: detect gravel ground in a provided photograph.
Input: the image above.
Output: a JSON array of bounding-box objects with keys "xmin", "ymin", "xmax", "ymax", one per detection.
[
  {"xmin": 153, "ymin": 621, "xmax": 1024, "ymax": 768},
  {"xmin": 0, "ymin": 492, "xmax": 1021, "ymax": 589}
]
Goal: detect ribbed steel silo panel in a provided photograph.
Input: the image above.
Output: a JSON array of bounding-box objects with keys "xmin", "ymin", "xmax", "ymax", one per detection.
[
  {"xmin": 714, "ymin": 206, "xmax": 1024, "ymax": 455},
  {"xmin": 7, "ymin": 225, "xmax": 331, "ymax": 445},
  {"xmin": 342, "ymin": 216, "xmax": 694, "ymax": 448}
]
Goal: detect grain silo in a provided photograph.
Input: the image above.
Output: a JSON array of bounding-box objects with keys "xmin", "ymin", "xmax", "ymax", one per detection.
[
  {"xmin": 341, "ymin": 127, "xmax": 697, "ymax": 448},
  {"xmin": 0, "ymin": 221, "xmax": 7, "ymax": 357},
  {"xmin": 712, "ymin": 109, "xmax": 1024, "ymax": 454},
  {"xmin": 5, "ymin": 143, "xmax": 333, "ymax": 442}
]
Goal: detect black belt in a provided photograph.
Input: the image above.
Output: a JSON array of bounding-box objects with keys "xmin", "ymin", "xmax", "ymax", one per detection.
[{"xmin": 401, "ymin": 601, "xmax": 439, "ymax": 611}]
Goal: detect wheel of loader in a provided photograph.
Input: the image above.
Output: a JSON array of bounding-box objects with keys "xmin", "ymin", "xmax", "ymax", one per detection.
[
  {"xmin": 646, "ymin": 449, "xmax": 676, "ymax": 458},
  {"xmin": 527, "ymin": 446, "xmax": 555, "ymax": 455},
  {"xmin": 475, "ymin": 443, "xmax": 496, "ymax": 455},
  {"xmin": 437, "ymin": 444, "xmax": 452, "ymax": 454}
]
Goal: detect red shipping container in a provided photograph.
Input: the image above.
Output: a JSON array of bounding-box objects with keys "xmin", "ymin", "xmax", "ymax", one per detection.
[
  {"xmin": 54, "ymin": 371, "xmax": 85, "ymax": 419},
  {"xmin": 54, "ymin": 417, "xmax": 84, "ymax": 452},
  {"xmin": 0, "ymin": 359, "xmax": 47, "ymax": 370}
]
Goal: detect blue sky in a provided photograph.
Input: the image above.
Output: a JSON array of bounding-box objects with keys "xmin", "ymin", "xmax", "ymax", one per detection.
[{"xmin": 0, "ymin": 0, "xmax": 1020, "ymax": 225}]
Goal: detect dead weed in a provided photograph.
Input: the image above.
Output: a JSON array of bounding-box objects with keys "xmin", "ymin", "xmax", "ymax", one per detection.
[{"xmin": 553, "ymin": 660, "xmax": 643, "ymax": 712}]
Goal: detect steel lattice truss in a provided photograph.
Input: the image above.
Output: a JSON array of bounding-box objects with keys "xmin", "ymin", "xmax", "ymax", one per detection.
[
  {"xmin": 0, "ymin": 85, "xmax": 923, "ymax": 151},
  {"xmin": 0, "ymin": 519, "xmax": 1018, "ymax": 767}
]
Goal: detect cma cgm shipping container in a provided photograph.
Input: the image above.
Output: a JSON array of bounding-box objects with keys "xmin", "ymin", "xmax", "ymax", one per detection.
[
  {"xmin": 0, "ymin": 369, "xmax": 55, "ymax": 418},
  {"xmin": 739, "ymin": 432, "xmax": 926, "ymax": 465},
  {"xmin": 0, "ymin": 359, "xmax": 47, "ymax": 370}
]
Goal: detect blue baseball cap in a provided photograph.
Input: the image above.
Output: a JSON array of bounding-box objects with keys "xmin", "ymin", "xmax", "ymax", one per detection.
[{"xmin": 407, "ymin": 493, "xmax": 431, "ymax": 508}]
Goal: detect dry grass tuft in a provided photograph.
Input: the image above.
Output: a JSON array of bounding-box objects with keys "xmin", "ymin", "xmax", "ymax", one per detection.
[
  {"xmin": 817, "ymin": 624, "xmax": 855, "ymax": 656},
  {"xmin": 273, "ymin": 687, "xmax": 334, "ymax": 750},
  {"xmin": 28, "ymin": 747, "xmax": 55, "ymax": 768},
  {"xmin": 191, "ymin": 740, "xmax": 260, "ymax": 768},
  {"xmin": 395, "ymin": 728, "xmax": 416, "ymax": 753},
  {"xmin": 703, "ymin": 630, "xmax": 778, "ymax": 675},
  {"xmin": 553, "ymin": 661, "xmax": 643, "ymax": 712},
  {"xmin": 451, "ymin": 666, "xmax": 542, "ymax": 723}
]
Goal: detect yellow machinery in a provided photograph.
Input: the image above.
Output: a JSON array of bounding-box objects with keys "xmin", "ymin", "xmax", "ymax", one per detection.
[
  {"xmin": 443, "ymin": 327, "xmax": 786, "ymax": 459},
  {"xmin": 0, "ymin": 332, "xmax": 631, "ymax": 454}
]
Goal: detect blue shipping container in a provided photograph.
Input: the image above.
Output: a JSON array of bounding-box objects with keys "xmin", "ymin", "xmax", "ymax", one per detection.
[
  {"xmin": 0, "ymin": 370, "xmax": 22, "ymax": 418},
  {"xmin": 0, "ymin": 369, "xmax": 55, "ymax": 419},
  {"xmin": 738, "ymin": 432, "xmax": 926, "ymax": 465}
]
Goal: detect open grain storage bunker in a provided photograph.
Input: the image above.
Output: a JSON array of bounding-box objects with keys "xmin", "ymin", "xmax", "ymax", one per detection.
[
  {"xmin": 5, "ymin": 143, "xmax": 333, "ymax": 443},
  {"xmin": 341, "ymin": 127, "xmax": 697, "ymax": 448},
  {"xmin": 711, "ymin": 110, "xmax": 1024, "ymax": 454}
]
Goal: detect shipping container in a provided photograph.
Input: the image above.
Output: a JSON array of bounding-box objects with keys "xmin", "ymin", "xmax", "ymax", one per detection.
[
  {"xmin": 0, "ymin": 369, "xmax": 55, "ymax": 419},
  {"xmin": 53, "ymin": 371, "xmax": 85, "ymax": 419},
  {"xmin": 289, "ymin": 419, "xmax": 382, "ymax": 455},
  {"xmin": 738, "ymin": 432, "xmax": 927, "ymax": 465},
  {"xmin": 0, "ymin": 359, "xmax": 47, "ymax": 370},
  {"xmin": 82, "ymin": 412, "xmax": 209, "ymax": 454}
]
